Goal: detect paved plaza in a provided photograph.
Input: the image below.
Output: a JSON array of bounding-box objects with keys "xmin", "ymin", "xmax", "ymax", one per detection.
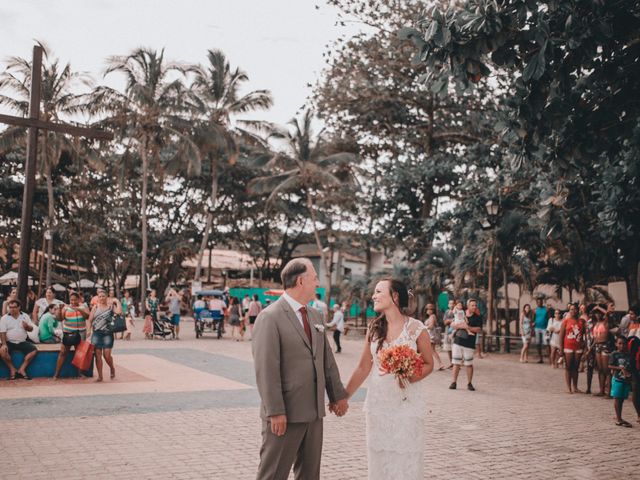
[{"xmin": 1, "ymin": 321, "xmax": 639, "ymax": 480}]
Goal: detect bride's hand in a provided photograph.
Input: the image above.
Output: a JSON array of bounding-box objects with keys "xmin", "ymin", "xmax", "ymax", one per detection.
[{"xmin": 378, "ymin": 367, "xmax": 388, "ymax": 376}]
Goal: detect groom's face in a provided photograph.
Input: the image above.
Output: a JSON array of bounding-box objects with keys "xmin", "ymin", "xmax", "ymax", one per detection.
[{"xmin": 298, "ymin": 262, "xmax": 320, "ymax": 304}]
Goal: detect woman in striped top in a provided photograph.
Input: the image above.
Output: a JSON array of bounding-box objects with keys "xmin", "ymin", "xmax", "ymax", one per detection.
[{"xmin": 53, "ymin": 292, "xmax": 90, "ymax": 379}]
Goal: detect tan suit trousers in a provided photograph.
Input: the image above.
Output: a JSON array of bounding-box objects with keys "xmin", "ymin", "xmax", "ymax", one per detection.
[{"xmin": 256, "ymin": 418, "xmax": 323, "ymax": 480}]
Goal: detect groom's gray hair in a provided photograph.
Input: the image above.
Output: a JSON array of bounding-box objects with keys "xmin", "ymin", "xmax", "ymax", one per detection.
[{"xmin": 281, "ymin": 258, "xmax": 310, "ymax": 289}]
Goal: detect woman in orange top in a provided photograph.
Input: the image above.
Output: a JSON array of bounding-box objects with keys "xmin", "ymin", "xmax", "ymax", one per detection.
[{"xmin": 558, "ymin": 304, "xmax": 586, "ymax": 394}]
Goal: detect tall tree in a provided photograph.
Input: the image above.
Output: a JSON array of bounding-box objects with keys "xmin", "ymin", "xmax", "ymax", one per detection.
[
  {"xmin": 88, "ymin": 48, "xmax": 199, "ymax": 309},
  {"xmin": 247, "ymin": 109, "xmax": 357, "ymax": 302},
  {"xmin": 406, "ymin": 0, "xmax": 640, "ymax": 304},
  {"xmin": 185, "ymin": 49, "xmax": 273, "ymax": 282}
]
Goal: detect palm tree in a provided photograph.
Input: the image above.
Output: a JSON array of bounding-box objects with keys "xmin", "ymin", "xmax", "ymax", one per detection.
[
  {"xmin": 247, "ymin": 109, "xmax": 357, "ymax": 302},
  {"xmin": 185, "ymin": 49, "xmax": 273, "ymax": 281},
  {"xmin": 88, "ymin": 47, "xmax": 199, "ymax": 310},
  {"xmin": 0, "ymin": 44, "xmax": 91, "ymax": 287}
]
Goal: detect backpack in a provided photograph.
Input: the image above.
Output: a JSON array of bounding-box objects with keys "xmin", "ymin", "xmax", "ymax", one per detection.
[{"xmin": 627, "ymin": 336, "xmax": 640, "ymax": 372}]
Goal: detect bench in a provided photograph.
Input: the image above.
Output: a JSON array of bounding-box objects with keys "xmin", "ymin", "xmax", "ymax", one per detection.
[{"xmin": 0, "ymin": 342, "xmax": 93, "ymax": 378}]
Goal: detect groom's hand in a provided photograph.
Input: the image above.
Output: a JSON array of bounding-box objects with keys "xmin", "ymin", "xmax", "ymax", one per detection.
[
  {"xmin": 331, "ymin": 398, "xmax": 349, "ymax": 417},
  {"xmin": 269, "ymin": 414, "xmax": 287, "ymax": 436}
]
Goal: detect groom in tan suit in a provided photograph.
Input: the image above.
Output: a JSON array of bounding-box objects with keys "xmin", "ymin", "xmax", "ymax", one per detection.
[{"xmin": 252, "ymin": 257, "xmax": 349, "ymax": 480}]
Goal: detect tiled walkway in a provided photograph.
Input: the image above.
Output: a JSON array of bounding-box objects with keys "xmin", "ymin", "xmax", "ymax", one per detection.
[{"xmin": 1, "ymin": 320, "xmax": 638, "ymax": 479}]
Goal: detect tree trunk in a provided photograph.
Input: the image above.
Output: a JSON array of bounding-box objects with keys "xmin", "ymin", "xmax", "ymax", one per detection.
[
  {"xmin": 139, "ymin": 144, "xmax": 149, "ymax": 315},
  {"xmin": 306, "ymin": 191, "xmax": 331, "ymax": 304},
  {"xmin": 502, "ymin": 265, "xmax": 511, "ymax": 353},
  {"xmin": 627, "ymin": 260, "xmax": 639, "ymax": 308},
  {"xmin": 195, "ymin": 158, "xmax": 219, "ymax": 281}
]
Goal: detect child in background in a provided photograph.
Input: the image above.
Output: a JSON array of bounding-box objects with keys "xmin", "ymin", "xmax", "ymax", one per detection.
[
  {"xmin": 142, "ymin": 309, "xmax": 153, "ymax": 339},
  {"xmin": 609, "ymin": 336, "xmax": 633, "ymax": 427}
]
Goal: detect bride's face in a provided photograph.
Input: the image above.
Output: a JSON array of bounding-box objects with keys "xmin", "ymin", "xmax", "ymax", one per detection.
[{"xmin": 372, "ymin": 281, "xmax": 393, "ymax": 313}]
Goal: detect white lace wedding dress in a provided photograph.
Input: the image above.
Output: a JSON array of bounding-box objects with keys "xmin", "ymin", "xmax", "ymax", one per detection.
[{"xmin": 363, "ymin": 317, "xmax": 428, "ymax": 480}]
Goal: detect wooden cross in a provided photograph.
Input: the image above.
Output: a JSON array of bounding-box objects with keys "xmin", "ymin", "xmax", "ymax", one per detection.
[{"xmin": 0, "ymin": 46, "xmax": 113, "ymax": 306}]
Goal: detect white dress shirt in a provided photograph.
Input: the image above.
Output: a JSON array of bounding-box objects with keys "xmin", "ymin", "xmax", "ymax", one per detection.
[
  {"xmin": 327, "ymin": 310, "xmax": 345, "ymax": 332},
  {"xmin": 282, "ymin": 292, "xmax": 305, "ymax": 328}
]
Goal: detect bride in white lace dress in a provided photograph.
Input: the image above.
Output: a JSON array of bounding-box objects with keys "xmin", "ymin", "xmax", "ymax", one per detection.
[{"xmin": 345, "ymin": 279, "xmax": 435, "ymax": 480}]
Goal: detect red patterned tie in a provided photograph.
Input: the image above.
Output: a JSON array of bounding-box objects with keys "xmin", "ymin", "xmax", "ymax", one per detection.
[{"xmin": 299, "ymin": 306, "xmax": 313, "ymax": 343}]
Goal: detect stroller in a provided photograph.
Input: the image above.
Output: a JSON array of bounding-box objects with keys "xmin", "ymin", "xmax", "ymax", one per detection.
[{"xmin": 153, "ymin": 314, "xmax": 175, "ymax": 340}]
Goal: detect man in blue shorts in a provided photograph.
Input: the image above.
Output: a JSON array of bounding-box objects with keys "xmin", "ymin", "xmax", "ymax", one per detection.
[
  {"xmin": 167, "ymin": 290, "xmax": 182, "ymax": 340},
  {"xmin": 534, "ymin": 298, "xmax": 548, "ymax": 363}
]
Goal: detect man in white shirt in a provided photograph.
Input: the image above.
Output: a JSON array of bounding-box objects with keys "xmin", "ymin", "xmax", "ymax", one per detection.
[
  {"xmin": 326, "ymin": 304, "xmax": 345, "ymax": 353},
  {"xmin": 311, "ymin": 293, "xmax": 328, "ymax": 323},
  {"xmin": 0, "ymin": 300, "xmax": 38, "ymax": 380}
]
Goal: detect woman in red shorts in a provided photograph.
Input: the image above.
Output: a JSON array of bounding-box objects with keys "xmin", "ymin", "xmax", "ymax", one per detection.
[{"xmin": 559, "ymin": 303, "xmax": 586, "ymax": 394}]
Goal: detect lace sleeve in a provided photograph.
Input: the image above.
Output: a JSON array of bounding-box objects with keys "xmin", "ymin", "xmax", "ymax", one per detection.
[{"xmin": 407, "ymin": 318, "xmax": 428, "ymax": 342}]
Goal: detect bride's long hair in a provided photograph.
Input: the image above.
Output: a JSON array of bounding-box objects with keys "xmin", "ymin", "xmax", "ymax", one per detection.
[{"xmin": 368, "ymin": 278, "xmax": 412, "ymax": 353}]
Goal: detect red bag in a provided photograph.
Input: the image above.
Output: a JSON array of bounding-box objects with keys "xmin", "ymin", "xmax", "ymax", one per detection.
[{"xmin": 71, "ymin": 340, "xmax": 95, "ymax": 371}]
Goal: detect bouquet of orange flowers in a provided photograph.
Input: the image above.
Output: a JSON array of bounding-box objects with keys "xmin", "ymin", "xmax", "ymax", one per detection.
[{"xmin": 378, "ymin": 344, "xmax": 425, "ymax": 400}]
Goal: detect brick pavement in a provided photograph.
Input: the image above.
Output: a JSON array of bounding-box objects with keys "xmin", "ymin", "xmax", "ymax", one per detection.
[{"xmin": 1, "ymin": 320, "xmax": 639, "ymax": 479}]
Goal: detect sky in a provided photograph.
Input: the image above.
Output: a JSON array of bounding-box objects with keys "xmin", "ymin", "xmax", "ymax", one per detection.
[{"xmin": 0, "ymin": 0, "xmax": 360, "ymax": 125}]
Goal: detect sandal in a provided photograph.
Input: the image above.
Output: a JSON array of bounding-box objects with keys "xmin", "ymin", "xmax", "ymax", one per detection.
[
  {"xmin": 616, "ymin": 421, "xmax": 632, "ymax": 428},
  {"xmin": 8, "ymin": 373, "xmax": 17, "ymax": 380},
  {"xmin": 22, "ymin": 374, "xmax": 32, "ymax": 380}
]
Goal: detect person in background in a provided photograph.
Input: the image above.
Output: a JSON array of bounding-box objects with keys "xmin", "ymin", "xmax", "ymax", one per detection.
[
  {"xmin": 193, "ymin": 295, "xmax": 206, "ymax": 321},
  {"xmin": 246, "ymin": 294, "xmax": 262, "ymax": 338},
  {"xmin": 609, "ymin": 336, "xmax": 633, "ymax": 427},
  {"xmin": 146, "ymin": 289, "xmax": 160, "ymax": 322},
  {"xmin": 142, "ymin": 309, "xmax": 153, "ymax": 339},
  {"xmin": 32, "ymin": 287, "xmax": 62, "ymax": 325},
  {"xmin": 2, "ymin": 287, "xmax": 18, "ymax": 316},
  {"xmin": 582, "ymin": 305, "xmax": 596, "ymax": 393},
  {"xmin": 547, "ymin": 309, "xmax": 564, "ymax": 368},
  {"xmin": 242, "ymin": 294, "xmax": 251, "ymax": 317},
  {"xmin": 619, "ymin": 307, "xmax": 637, "ymax": 338},
  {"xmin": 54, "ymin": 292, "xmax": 90, "ymax": 379},
  {"xmin": 442, "ymin": 300, "xmax": 455, "ymax": 368},
  {"xmin": 533, "ymin": 298, "xmax": 549, "ymax": 363},
  {"xmin": 166, "ymin": 289, "xmax": 182, "ymax": 340},
  {"xmin": 450, "ymin": 299, "xmax": 482, "ymax": 391},
  {"xmin": 424, "ymin": 303, "xmax": 445, "ymax": 370},
  {"xmin": 311, "ymin": 293, "xmax": 328, "ymax": 323},
  {"xmin": 626, "ymin": 328, "xmax": 640, "ymax": 424},
  {"xmin": 592, "ymin": 311, "xmax": 611, "ymax": 396},
  {"xmin": 87, "ymin": 289, "xmax": 122, "ymax": 382},
  {"xmin": 558, "ymin": 303, "xmax": 586, "ymax": 394},
  {"xmin": 38, "ymin": 304, "xmax": 61, "ymax": 344},
  {"xmin": 0, "ymin": 300, "xmax": 38, "ymax": 380},
  {"xmin": 519, "ymin": 304, "xmax": 533, "ymax": 363},
  {"xmin": 121, "ymin": 290, "xmax": 135, "ymax": 341},
  {"xmin": 327, "ymin": 303, "xmax": 345, "ymax": 353},
  {"xmin": 228, "ymin": 296, "xmax": 243, "ymax": 341}
]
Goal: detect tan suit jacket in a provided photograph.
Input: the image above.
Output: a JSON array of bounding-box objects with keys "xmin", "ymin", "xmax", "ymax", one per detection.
[{"xmin": 252, "ymin": 296, "xmax": 347, "ymax": 423}]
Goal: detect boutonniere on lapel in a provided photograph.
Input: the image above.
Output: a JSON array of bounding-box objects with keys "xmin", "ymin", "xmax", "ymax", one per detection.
[{"xmin": 313, "ymin": 324, "xmax": 325, "ymax": 333}]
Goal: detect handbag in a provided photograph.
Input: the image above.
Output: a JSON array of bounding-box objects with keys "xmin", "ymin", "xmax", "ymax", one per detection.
[
  {"xmin": 111, "ymin": 314, "xmax": 127, "ymax": 333},
  {"xmin": 62, "ymin": 331, "xmax": 81, "ymax": 347},
  {"xmin": 71, "ymin": 339, "xmax": 95, "ymax": 371}
]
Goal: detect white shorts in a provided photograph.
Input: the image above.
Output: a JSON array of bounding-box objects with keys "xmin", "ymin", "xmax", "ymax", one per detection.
[{"xmin": 452, "ymin": 343, "xmax": 475, "ymax": 366}]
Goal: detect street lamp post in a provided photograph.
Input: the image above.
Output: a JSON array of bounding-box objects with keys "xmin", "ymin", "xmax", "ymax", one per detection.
[{"xmin": 482, "ymin": 199, "xmax": 500, "ymax": 352}]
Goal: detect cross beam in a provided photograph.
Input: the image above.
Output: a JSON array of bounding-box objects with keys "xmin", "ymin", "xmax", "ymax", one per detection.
[
  {"xmin": 0, "ymin": 46, "xmax": 113, "ymax": 307},
  {"xmin": 0, "ymin": 113, "xmax": 113, "ymax": 140}
]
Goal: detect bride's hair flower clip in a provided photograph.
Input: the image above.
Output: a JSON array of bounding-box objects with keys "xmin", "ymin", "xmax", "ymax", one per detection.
[{"xmin": 408, "ymin": 288, "xmax": 414, "ymax": 298}]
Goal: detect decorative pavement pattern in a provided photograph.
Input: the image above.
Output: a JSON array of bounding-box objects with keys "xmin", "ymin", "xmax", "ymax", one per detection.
[{"xmin": 1, "ymin": 320, "xmax": 638, "ymax": 479}]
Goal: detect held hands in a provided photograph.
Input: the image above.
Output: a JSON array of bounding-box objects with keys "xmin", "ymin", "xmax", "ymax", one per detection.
[{"xmin": 328, "ymin": 398, "xmax": 349, "ymax": 417}]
